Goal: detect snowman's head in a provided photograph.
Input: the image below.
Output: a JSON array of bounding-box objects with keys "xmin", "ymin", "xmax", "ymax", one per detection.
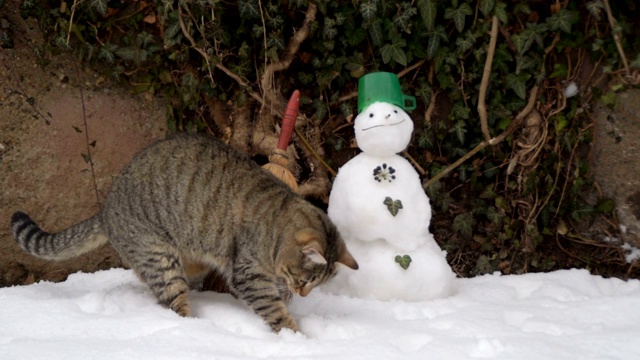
[{"xmin": 354, "ymin": 102, "xmax": 414, "ymax": 157}]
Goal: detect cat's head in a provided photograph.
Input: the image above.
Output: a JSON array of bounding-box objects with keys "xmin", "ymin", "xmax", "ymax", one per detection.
[{"xmin": 277, "ymin": 228, "xmax": 358, "ymax": 297}]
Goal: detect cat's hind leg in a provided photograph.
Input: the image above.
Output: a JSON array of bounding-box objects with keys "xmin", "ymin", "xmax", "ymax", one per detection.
[{"xmin": 123, "ymin": 241, "xmax": 192, "ymax": 317}]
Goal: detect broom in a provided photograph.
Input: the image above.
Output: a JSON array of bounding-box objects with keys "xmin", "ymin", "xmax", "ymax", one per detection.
[{"xmin": 262, "ymin": 90, "xmax": 301, "ymax": 192}]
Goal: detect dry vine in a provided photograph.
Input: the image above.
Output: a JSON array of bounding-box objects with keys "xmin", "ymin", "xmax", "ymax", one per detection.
[
  {"xmin": 477, "ymin": 15, "xmax": 499, "ymax": 142},
  {"xmin": 177, "ymin": 2, "xmax": 329, "ymax": 197}
]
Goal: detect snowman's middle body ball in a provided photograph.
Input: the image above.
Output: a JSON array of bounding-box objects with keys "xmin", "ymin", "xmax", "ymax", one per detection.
[{"xmin": 328, "ymin": 152, "xmax": 431, "ymax": 252}]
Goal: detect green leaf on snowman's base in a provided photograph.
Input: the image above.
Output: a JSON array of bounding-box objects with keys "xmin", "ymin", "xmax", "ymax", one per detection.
[
  {"xmin": 383, "ymin": 197, "xmax": 403, "ymax": 216},
  {"xmin": 395, "ymin": 255, "xmax": 412, "ymax": 270}
]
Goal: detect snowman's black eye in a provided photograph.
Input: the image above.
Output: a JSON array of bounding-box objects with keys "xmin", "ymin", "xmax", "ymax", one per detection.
[
  {"xmin": 394, "ymin": 110, "xmax": 398, "ymax": 114},
  {"xmin": 369, "ymin": 113, "xmax": 374, "ymax": 118}
]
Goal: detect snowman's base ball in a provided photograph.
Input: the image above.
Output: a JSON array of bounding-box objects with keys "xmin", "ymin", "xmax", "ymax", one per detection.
[{"xmin": 322, "ymin": 239, "xmax": 455, "ymax": 301}]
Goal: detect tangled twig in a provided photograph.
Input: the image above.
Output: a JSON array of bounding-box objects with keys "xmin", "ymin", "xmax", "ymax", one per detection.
[{"xmin": 76, "ymin": 67, "xmax": 101, "ymax": 208}]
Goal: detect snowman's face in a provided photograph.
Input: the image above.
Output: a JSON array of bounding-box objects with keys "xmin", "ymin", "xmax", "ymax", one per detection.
[{"xmin": 354, "ymin": 102, "xmax": 414, "ymax": 156}]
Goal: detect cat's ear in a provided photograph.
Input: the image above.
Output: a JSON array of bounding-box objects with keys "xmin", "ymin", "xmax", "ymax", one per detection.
[
  {"xmin": 302, "ymin": 245, "xmax": 328, "ymax": 265},
  {"xmin": 337, "ymin": 241, "xmax": 359, "ymax": 270},
  {"xmin": 295, "ymin": 229, "xmax": 328, "ymax": 265}
]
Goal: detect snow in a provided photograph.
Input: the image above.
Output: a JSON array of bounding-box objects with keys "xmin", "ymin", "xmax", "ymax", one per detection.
[
  {"xmin": 1, "ymin": 268, "xmax": 639, "ymax": 359},
  {"xmin": 622, "ymin": 242, "xmax": 640, "ymax": 263}
]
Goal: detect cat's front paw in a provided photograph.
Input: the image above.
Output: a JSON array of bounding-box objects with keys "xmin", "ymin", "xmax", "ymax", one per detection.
[{"xmin": 271, "ymin": 316, "xmax": 299, "ymax": 333}]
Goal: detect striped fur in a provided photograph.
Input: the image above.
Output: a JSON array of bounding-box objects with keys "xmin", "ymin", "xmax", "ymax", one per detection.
[{"xmin": 11, "ymin": 134, "xmax": 357, "ymax": 332}]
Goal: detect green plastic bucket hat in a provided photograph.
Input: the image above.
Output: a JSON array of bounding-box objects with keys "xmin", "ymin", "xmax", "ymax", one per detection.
[{"xmin": 357, "ymin": 72, "xmax": 417, "ymax": 113}]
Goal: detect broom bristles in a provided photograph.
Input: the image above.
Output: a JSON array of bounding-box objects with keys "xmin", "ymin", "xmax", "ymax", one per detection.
[{"xmin": 263, "ymin": 162, "xmax": 299, "ymax": 192}]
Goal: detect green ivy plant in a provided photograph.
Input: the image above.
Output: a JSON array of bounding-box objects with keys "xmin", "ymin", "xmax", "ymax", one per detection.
[{"xmin": 17, "ymin": 0, "xmax": 640, "ymax": 278}]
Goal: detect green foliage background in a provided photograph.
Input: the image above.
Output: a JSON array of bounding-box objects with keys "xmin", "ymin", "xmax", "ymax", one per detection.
[{"xmin": 9, "ymin": 0, "xmax": 640, "ymax": 277}]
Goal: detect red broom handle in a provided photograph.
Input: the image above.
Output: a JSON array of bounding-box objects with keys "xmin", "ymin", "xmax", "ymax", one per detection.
[{"xmin": 277, "ymin": 90, "xmax": 300, "ymax": 151}]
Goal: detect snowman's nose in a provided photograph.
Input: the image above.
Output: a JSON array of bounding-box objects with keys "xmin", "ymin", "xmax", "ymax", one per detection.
[{"xmin": 385, "ymin": 114, "xmax": 391, "ymax": 119}]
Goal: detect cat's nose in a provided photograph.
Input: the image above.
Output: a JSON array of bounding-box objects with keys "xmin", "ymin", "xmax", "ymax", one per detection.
[{"xmin": 299, "ymin": 286, "xmax": 312, "ymax": 297}]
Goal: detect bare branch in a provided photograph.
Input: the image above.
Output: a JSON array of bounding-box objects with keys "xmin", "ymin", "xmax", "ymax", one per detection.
[
  {"xmin": 603, "ymin": 0, "xmax": 631, "ymax": 79},
  {"xmin": 260, "ymin": 3, "xmax": 317, "ymax": 107},
  {"xmin": 478, "ymin": 15, "xmax": 499, "ymax": 142},
  {"xmin": 423, "ymin": 85, "xmax": 539, "ymax": 189}
]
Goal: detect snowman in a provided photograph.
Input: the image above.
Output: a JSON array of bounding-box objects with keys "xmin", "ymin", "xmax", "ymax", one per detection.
[{"xmin": 324, "ymin": 72, "xmax": 455, "ymax": 301}]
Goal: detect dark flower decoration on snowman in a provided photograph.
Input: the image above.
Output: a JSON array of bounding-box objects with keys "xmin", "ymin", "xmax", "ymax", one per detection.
[{"xmin": 373, "ymin": 163, "xmax": 396, "ymax": 183}]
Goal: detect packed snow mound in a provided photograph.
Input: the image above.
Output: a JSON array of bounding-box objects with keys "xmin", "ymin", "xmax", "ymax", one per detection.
[{"xmin": 1, "ymin": 268, "xmax": 640, "ymax": 359}]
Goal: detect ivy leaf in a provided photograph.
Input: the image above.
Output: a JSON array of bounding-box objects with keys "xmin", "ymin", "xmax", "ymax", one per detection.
[
  {"xmin": 455, "ymin": 31, "xmax": 476, "ymax": 54},
  {"xmin": 516, "ymin": 55, "xmax": 539, "ymax": 74},
  {"xmin": 505, "ymin": 73, "xmax": 529, "ymax": 99},
  {"xmin": 115, "ymin": 46, "xmax": 147, "ymax": 65},
  {"xmin": 554, "ymin": 114, "xmax": 569, "ymax": 134},
  {"xmin": 136, "ymin": 32, "xmax": 154, "ymax": 49},
  {"xmin": 323, "ymin": 18, "xmax": 338, "ymax": 40},
  {"xmin": 395, "ymin": 255, "xmax": 412, "ymax": 270},
  {"xmin": 514, "ymin": 3, "xmax": 532, "ymax": 15},
  {"xmin": 180, "ymin": 73, "xmax": 199, "ymax": 108},
  {"xmin": 570, "ymin": 204, "xmax": 596, "ymax": 221},
  {"xmin": 268, "ymin": 15, "xmax": 284, "ymax": 28},
  {"xmin": 312, "ymin": 98, "xmax": 328, "ymax": 120},
  {"xmin": 383, "ymin": 197, "xmax": 403, "ymax": 217},
  {"xmin": 444, "ymin": 2, "xmax": 472, "ymax": 33},
  {"xmin": 417, "ymin": 0, "xmax": 437, "ymax": 31},
  {"xmin": 426, "ymin": 25, "xmax": 446, "ymax": 59},
  {"xmin": 480, "ymin": 186, "xmax": 497, "ymax": 199},
  {"xmin": 586, "ymin": 0, "xmax": 604, "ymax": 21},
  {"xmin": 449, "ymin": 120, "xmax": 467, "ymax": 144},
  {"xmin": 89, "ymin": 0, "xmax": 107, "ymax": 16},
  {"xmin": 631, "ymin": 53, "xmax": 640, "ymax": 70},
  {"xmin": 267, "ymin": 35, "xmax": 285, "ymax": 50},
  {"xmin": 298, "ymin": 72, "xmax": 314, "ymax": 85},
  {"xmin": 595, "ymin": 198, "xmax": 615, "ymax": 214},
  {"xmin": 453, "ymin": 213, "xmax": 475, "ymax": 239},
  {"xmin": 347, "ymin": 27, "xmax": 366, "ymax": 47},
  {"xmin": 451, "ymin": 102, "xmax": 471, "ymax": 120},
  {"xmin": 368, "ymin": 19, "xmax": 384, "ymax": 47},
  {"xmin": 511, "ymin": 31, "xmax": 533, "ymax": 55},
  {"xmin": 494, "ymin": 2, "xmax": 508, "ymax": 23},
  {"xmin": 550, "ymin": 63, "xmax": 568, "ymax": 79},
  {"xmin": 164, "ymin": 12, "xmax": 182, "ymax": 44},
  {"xmin": 486, "ymin": 206, "xmax": 502, "ymax": 224},
  {"xmin": 360, "ymin": 1, "xmax": 377, "ymax": 21},
  {"xmin": 480, "ymin": 0, "xmax": 495, "ymax": 16},
  {"xmin": 548, "ymin": 9, "xmax": 578, "ymax": 33},
  {"xmin": 380, "ymin": 40, "xmax": 407, "ymax": 66},
  {"xmin": 393, "ymin": 5, "xmax": 417, "ymax": 33},
  {"xmin": 238, "ymin": 0, "xmax": 259, "ymax": 19},
  {"xmin": 98, "ymin": 43, "xmax": 117, "ymax": 64},
  {"xmin": 414, "ymin": 80, "xmax": 433, "ymax": 104},
  {"xmin": 346, "ymin": 51, "xmax": 365, "ymax": 77}
]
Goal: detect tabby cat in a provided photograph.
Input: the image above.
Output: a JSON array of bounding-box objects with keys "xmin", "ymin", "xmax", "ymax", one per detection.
[{"xmin": 11, "ymin": 134, "xmax": 358, "ymax": 332}]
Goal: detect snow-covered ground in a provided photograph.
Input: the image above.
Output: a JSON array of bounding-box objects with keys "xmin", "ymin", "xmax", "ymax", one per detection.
[{"xmin": 1, "ymin": 268, "xmax": 639, "ymax": 359}]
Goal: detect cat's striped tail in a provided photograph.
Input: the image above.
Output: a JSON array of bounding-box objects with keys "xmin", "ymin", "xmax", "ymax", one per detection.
[{"xmin": 11, "ymin": 211, "xmax": 108, "ymax": 261}]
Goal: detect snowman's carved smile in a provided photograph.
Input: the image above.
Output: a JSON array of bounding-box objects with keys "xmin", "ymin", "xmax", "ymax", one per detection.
[{"xmin": 361, "ymin": 119, "xmax": 406, "ymax": 131}]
